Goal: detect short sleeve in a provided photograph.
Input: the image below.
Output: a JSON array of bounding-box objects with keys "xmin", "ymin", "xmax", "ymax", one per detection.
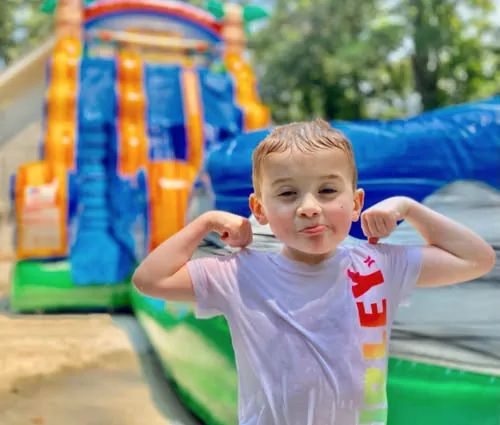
[
  {"xmin": 186, "ymin": 254, "xmax": 237, "ymax": 319},
  {"xmin": 372, "ymin": 244, "xmax": 423, "ymax": 306}
]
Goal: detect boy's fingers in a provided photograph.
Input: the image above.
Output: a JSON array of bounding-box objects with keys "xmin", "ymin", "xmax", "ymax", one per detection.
[{"xmin": 362, "ymin": 215, "xmax": 375, "ymax": 238}]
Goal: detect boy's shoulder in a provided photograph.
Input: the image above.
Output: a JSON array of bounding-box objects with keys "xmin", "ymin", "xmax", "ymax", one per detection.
[
  {"xmin": 340, "ymin": 241, "xmax": 419, "ymax": 266},
  {"xmin": 203, "ymin": 247, "xmax": 270, "ymax": 266},
  {"xmin": 340, "ymin": 241, "xmax": 393, "ymax": 257}
]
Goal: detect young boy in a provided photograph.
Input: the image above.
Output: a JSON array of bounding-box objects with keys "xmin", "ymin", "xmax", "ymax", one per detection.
[{"xmin": 133, "ymin": 119, "xmax": 495, "ymax": 425}]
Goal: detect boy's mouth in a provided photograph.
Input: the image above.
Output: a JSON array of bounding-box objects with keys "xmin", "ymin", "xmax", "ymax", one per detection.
[{"xmin": 300, "ymin": 224, "xmax": 327, "ymax": 235}]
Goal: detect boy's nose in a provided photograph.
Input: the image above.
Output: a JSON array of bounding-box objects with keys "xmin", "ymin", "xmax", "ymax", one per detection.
[{"xmin": 297, "ymin": 195, "xmax": 321, "ymax": 218}]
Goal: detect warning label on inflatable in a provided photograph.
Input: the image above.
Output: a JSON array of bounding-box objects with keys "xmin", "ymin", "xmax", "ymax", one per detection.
[{"xmin": 21, "ymin": 183, "xmax": 62, "ymax": 252}]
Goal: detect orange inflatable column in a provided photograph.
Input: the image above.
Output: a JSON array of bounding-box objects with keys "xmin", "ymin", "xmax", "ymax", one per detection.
[
  {"xmin": 44, "ymin": 36, "xmax": 82, "ymax": 171},
  {"xmin": 116, "ymin": 51, "xmax": 149, "ymax": 177},
  {"xmin": 180, "ymin": 67, "xmax": 205, "ymax": 171},
  {"xmin": 147, "ymin": 161, "xmax": 198, "ymax": 252},
  {"xmin": 224, "ymin": 53, "xmax": 271, "ymax": 131}
]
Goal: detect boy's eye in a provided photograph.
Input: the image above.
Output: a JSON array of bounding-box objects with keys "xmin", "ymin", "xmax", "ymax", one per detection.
[
  {"xmin": 278, "ymin": 191, "xmax": 296, "ymax": 197},
  {"xmin": 320, "ymin": 188, "xmax": 337, "ymax": 194}
]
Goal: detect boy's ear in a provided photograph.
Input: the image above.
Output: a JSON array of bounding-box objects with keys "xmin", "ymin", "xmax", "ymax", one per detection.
[
  {"xmin": 249, "ymin": 193, "xmax": 268, "ymax": 225},
  {"xmin": 352, "ymin": 188, "xmax": 365, "ymax": 222}
]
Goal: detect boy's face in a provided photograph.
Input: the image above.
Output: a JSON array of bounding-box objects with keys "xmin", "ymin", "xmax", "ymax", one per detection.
[{"xmin": 250, "ymin": 148, "xmax": 364, "ymax": 264}]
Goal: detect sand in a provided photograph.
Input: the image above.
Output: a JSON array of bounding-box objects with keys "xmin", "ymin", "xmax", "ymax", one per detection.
[{"xmin": 0, "ymin": 225, "xmax": 198, "ymax": 425}]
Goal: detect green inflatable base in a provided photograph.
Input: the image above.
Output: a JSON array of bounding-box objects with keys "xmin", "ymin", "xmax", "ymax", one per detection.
[
  {"xmin": 132, "ymin": 288, "xmax": 500, "ymax": 425},
  {"xmin": 131, "ymin": 287, "xmax": 237, "ymax": 425},
  {"xmin": 10, "ymin": 260, "xmax": 132, "ymax": 313}
]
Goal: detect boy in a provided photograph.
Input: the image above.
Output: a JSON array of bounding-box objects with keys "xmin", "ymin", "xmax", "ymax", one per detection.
[{"xmin": 133, "ymin": 119, "xmax": 495, "ymax": 425}]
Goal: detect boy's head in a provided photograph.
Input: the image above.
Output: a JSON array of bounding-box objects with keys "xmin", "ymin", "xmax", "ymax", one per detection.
[{"xmin": 249, "ymin": 118, "xmax": 364, "ymax": 264}]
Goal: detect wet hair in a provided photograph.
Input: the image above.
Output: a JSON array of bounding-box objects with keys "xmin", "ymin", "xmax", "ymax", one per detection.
[{"xmin": 252, "ymin": 118, "xmax": 357, "ymax": 195}]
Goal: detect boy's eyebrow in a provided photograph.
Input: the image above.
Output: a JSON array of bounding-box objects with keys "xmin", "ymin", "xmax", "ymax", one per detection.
[
  {"xmin": 271, "ymin": 177, "xmax": 292, "ymax": 186},
  {"xmin": 321, "ymin": 174, "xmax": 342, "ymax": 180},
  {"xmin": 271, "ymin": 174, "xmax": 342, "ymax": 186}
]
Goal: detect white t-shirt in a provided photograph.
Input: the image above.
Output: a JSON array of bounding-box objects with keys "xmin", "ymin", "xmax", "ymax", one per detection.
[{"xmin": 187, "ymin": 243, "xmax": 422, "ymax": 425}]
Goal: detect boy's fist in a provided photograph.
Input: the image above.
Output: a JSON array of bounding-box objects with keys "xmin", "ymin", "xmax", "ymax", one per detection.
[
  {"xmin": 361, "ymin": 196, "xmax": 413, "ymax": 244},
  {"xmin": 206, "ymin": 211, "xmax": 253, "ymax": 248}
]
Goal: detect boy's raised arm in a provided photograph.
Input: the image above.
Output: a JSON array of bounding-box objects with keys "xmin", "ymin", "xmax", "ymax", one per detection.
[
  {"xmin": 132, "ymin": 211, "xmax": 252, "ymax": 302},
  {"xmin": 404, "ymin": 199, "xmax": 496, "ymax": 287},
  {"xmin": 132, "ymin": 212, "xmax": 214, "ymax": 301},
  {"xmin": 362, "ymin": 196, "xmax": 496, "ymax": 288}
]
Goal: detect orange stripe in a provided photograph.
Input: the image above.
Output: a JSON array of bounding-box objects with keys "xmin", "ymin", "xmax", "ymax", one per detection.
[
  {"xmin": 180, "ymin": 67, "xmax": 204, "ymax": 171},
  {"xmin": 146, "ymin": 161, "xmax": 197, "ymax": 252},
  {"xmin": 44, "ymin": 37, "xmax": 81, "ymax": 171},
  {"xmin": 117, "ymin": 52, "xmax": 148, "ymax": 176},
  {"xmin": 224, "ymin": 53, "xmax": 271, "ymax": 132}
]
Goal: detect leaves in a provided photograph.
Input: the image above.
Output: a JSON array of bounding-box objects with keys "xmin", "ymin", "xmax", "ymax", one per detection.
[
  {"xmin": 40, "ymin": 0, "xmax": 56, "ymax": 14},
  {"xmin": 0, "ymin": 0, "xmax": 52, "ymax": 65},
  {"xmin": 206, "ymin": 0, "xmax": 225, "ymax": 19},
  {"xmin": 242, "ymin": 5, "xmax": 269, "ymax": 22},
  {"xmin": 249, "ymin": 0, "xmax": 500, "ymax": 121}
]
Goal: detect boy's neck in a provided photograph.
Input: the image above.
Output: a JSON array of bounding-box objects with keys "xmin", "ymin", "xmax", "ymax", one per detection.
[{"xmin": 281, "ymin": 245, "xmax": 337, "ymax": 265}]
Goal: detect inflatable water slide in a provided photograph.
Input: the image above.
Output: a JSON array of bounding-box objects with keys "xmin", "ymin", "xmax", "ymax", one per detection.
[{"xmin": 9, "ymin": 0, "xmax": 270, "ymax": 312}]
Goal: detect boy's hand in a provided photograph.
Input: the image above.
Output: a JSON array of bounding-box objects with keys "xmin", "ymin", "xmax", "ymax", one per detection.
[
  {"xmin": 361, "ymin": 196, "xmax": 413, "ymax": 244},
  {"xmin": 207, "ymin": 211, "xmax": 253, "ymax": 248}
]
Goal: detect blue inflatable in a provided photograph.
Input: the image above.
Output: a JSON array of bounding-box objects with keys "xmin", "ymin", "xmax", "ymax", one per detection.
[
  {"xmin": 68, "ymin": 57, "xmax": 243, "ymax": 285},
  {"xmin": 206, "ymin": 96, "xmax": 500, "ymax": 239}
]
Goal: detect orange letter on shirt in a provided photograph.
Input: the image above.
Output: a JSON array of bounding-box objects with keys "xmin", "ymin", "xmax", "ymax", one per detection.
[{"xmin": 356, "ymin": 299, "xmax": 387, "ymax": 328}]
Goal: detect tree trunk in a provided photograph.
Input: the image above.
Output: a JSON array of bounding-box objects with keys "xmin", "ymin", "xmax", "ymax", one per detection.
[{"xmin": 410, "ymin": 0, "xmax": 439, "ymax": 111}]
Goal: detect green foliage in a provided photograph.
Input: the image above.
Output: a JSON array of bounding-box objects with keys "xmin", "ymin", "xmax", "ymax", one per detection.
[
  {"xmin": 250, "ymin": 0, "xmax": 500, "ymax": 121},
  {"xmin": 40, "ymin": 0, "xmax": 97, "ymax": 14},
  {"xmin": 206, "ymin": 0, "xmax": 225, "ymax": 19},
  {"xmin": 0, "ymin": 0, "xmax": 52, "ymax": 66},
  {"xmin": 205, "ymin": 1, "xmax": 270, "ymax": 35}
]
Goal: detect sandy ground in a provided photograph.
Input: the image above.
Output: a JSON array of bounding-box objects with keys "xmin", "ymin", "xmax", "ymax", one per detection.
[{"xmin": 0, "ymin": 221, "xmax": 199, "ymax": 425}]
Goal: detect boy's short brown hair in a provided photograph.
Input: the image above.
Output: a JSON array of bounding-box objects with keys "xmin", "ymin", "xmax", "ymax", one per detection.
[{"xmin": 252, "ymin": 118, "xmax": 357, "ymax": 195}]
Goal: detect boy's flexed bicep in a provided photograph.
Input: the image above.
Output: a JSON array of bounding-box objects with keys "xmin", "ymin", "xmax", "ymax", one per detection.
[
  {"xmin": 134, "ymin": 264, "xmax": 196, "ymax": 302},
  {"xmin": 416, "ymin": 244, "xmax": 492, "ymax": 288}
]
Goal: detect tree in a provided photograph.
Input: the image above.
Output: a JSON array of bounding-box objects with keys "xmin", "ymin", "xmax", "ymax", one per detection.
[
  {"xmin": 249, "ymin": 0, "xmax": 409, "ymax": 122},
  {"xmin": 395, "ymin": 0, "xmax": 500, "ymax": 110},
  {"xmin": 249, "ymin": 0, "xmax": 500, "ymax": 121},
  {"xmin": 0, "ymin": 0, "xmax": 52, "ymax": 66}
]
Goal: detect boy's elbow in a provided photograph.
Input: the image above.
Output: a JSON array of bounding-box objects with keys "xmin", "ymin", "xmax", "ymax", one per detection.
[
  {"xmin": 481, "ymin": 244, "xmax": 497, "ymax": 274},
  {"xmin": 472, "ymin": 244, "xmax": 497, "ymax": 278},
  {"xmin": 132, "ymin": 266, "xmax": 155, "ymax": 296}
]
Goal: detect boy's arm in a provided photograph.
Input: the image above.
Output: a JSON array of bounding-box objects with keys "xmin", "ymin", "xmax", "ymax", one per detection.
[
  {"xmin": 404, "ymin": 199, "xmax": 496, "ymax": 287},
  {"xmin": 132, "ymin": 211, "xmax": 252, "ymax": 302},
  {"xmin": 362, "ymin": 196, "xmax": 496, "ymax": 288},
  {"xmin": 132, "ymin": 213, "xmax": 213, "ymax": 302}
]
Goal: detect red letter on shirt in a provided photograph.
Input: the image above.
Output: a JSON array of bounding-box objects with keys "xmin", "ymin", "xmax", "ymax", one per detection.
[
  {"xmin": 356, "ymin": 299, "xmax": 387, "ymax": 328},
  {"xmin": 347, "ymin": 269, "xmax": 384, "ymax": 299}
]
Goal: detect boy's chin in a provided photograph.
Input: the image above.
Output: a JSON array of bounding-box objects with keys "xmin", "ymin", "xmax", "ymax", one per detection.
[{"xmin": 288, "ymin": 243, "xmax": 339, "ymax": 259}]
